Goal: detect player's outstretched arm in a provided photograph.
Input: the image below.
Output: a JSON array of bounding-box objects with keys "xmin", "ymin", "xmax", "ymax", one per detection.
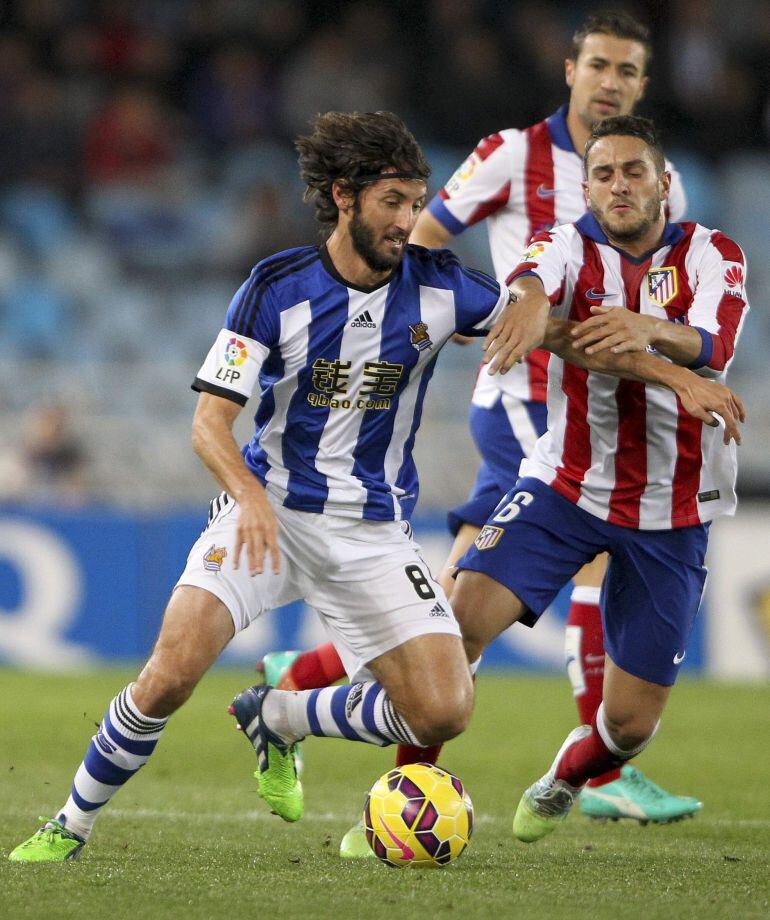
[
  {"xmin": 569, "ymin": 304, "xmax": 703, "ymax": 364},
  {"xmin": 410, "ymin": 210, "xmax": 453, "ymax": 249},
  {"xmin": 483, "ymin": 276, "xmax": 550, "ymax": 374},
  {"xmin": 545, "ymin": 318, "xmax": 746, "ymax": 445},
  {"xmin": 192, "ymin": 392, "xmax": 280, "ymax": 575}
]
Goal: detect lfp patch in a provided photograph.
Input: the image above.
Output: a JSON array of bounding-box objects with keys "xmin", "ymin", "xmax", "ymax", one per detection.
[
  {"xmin": 474, "ymin": 525, "xmax": 504, "ymax": 551},
  {"xmin": 225, "ymin": 338, "xmax": 248, "ymax": 366},
  {"xmin": 646, "ymin": 267, "xmax": 678, "ymax": 307}
]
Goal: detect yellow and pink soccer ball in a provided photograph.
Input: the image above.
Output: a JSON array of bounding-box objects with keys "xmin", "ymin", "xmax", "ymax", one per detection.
[{"xmin": 363, "ymin": 762, "xmax": 473, "ymax": 868}]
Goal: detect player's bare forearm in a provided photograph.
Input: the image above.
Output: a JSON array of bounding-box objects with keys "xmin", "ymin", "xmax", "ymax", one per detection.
[
  {"xmin": 410, "ymin": 210, "xmax": 453, "ymax": 249},
  {"xmin": 192, "ymin": 392, "xmax": 280, "ymax": 574},
  {"xmin": 545, "ymin": 318, "xmax": 745, "ymax": 444},
  {"xmin": 484, "ymin": 275, "xmax": 549, "ymax": 374},
  {"xmin": 192, "ymin": 393, "xmax": 262, "ymax": 503},
  {"xmin": 571, "ymin": 304, "xmax": 703, "ymax": 365}
]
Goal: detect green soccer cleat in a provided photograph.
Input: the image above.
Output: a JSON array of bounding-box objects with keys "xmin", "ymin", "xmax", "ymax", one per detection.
[
  {"xmin": 8, "ymin": 816, "xmax": 86, "ymax": 863},
  {"xmin": 513, "ymin": 725, "xmax": 592, "ymax": 843},
  {"xmin": 579, "ymin": 764, "xmax": 703, "ymax": 824},
  {"xmin": 339, "ymin": 818, "xmax": 375, "ymax": 859},
  {"xmin": 255, "ymin": 651, "xmax": 304, "ymax": 777},
  {"xmin": 257, "ymin": 650, "xmax": 301, "ymax": 691},
  {"xmin": 230, "ymin": 685, "xmax": 304, "ymax": 822}
]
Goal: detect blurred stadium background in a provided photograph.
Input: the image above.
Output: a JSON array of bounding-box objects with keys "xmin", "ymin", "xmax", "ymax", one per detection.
[{"xmin": 0, "ymin": 0, "xmax": 768, "ymax": 680}]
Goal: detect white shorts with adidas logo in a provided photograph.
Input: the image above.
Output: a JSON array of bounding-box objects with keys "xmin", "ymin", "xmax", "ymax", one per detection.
[{"xmin": 175, "ymin": 490, "xmax": 461, "ymax": 681}]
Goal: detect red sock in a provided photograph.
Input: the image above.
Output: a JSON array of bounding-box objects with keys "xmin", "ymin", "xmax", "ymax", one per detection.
[
  {"xmin": 284, "ymin": 643, "xmax": 346, "ymax": 690},
  {"xmin": 566, "ymin": 588, "xmax": 620, "ymax": 787},
  {"xmin": 396, "ymin": 743, "xmax": 443, "ymax": 767},
  {"xmin": 555, "ymin": 710, "xmax": 625, "ymax": 788}
]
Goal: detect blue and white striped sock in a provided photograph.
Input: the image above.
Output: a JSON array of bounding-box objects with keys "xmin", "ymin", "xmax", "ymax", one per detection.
[
  {"xmin": 57, "ymin": 684, "xmax": 168, "ymax": 840},
  {"xmin": 265, "ymin": 682, "xmax": 420, "ymax": 747}
]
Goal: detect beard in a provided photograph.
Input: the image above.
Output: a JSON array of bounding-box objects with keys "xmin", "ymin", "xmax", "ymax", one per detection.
[
  {"xmin": 593, "ymin": 195, "xmax": 662, "ymax": 244},
  {"xmin": 349, "ymin": 204, "xmax": 405, "ymax": 274}
]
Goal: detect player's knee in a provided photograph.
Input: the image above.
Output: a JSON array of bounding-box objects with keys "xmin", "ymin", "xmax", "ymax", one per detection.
[
  {"xmin": 133, "ymin": 667, "xmax": 198, "ymax": 718},
  {"xmin": 602, "ymin": 708, "xmax": 658, "ymax": 753},
  {"xmin": 409, "ymin": 683, "xmax": 473, "ymax": 746}
]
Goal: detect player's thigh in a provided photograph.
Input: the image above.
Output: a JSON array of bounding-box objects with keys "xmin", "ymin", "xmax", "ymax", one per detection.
[
  {"xmin": 602, "ymin": 524, "xmax": 709, "ymax": 687},
  {"xmin": 454, "ymin": 478, "xmax": 603, "ymax": 652},
  {"xmin": 175, "ymin": 491, "xmax": 307, "ymax": 635},
  {"xmin": 134, "ymin": 585, "xmax": 235, "ymax": 716},
  {"xmin": 308, "ymin": 521, "xmax": 461, "ymax": 684},
  {"xmin": 368, "ymin": 632, "xmax": 473, "ymax": 735}
]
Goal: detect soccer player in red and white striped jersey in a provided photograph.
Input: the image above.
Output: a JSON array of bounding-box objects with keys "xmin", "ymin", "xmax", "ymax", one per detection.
[
  {"xmin": 409, "ymin": 10, "xmax": 699, "ymax": 826},
  {"xmin": 451, "ymin": 115, "xmax": 747, "ymax": 843}
]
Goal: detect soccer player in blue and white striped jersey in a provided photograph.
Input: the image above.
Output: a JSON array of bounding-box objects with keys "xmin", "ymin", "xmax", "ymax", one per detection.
[{"xmin": 10, "ymin": 110, "xmax": 540, "ymax": 860}]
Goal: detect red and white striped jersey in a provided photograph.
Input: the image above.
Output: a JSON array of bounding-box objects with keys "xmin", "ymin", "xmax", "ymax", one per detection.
[
  {"xmin": 426, "ymin": 105, "xmax": 687, "ymax": 404},
  {"xmin": 511, "ymin": 213, "xmax": 748, "ymax": 530}
]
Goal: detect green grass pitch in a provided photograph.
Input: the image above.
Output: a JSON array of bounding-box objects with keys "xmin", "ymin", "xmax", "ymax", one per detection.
[{"xmin": 1, "ymin": 668, "xmax": 768, "ymax": 920}]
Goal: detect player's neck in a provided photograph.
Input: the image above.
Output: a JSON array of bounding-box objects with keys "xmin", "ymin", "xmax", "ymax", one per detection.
[
  {"xmin": 325, "ymin": 230, "xmax": 394, "ymax": 289},
  {"xmin": 566, "ymin": 106, "xmax": 592, "ymax": 155}
]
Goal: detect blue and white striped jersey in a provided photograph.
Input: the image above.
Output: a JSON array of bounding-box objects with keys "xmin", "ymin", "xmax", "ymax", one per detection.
[{"xmin": 193, "ymin": 244, "xmax": 509, "ymax": 521}]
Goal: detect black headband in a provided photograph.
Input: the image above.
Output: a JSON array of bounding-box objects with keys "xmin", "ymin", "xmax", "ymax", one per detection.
[{"xmin": 355, "ymin": 171, "xmax": 425, "ymax": 185}]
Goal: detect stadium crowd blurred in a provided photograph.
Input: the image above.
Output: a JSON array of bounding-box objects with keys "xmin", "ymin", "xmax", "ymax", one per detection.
[{"xmin": 0, "ymin": 0, "xmax": 768, "ymax": 507}]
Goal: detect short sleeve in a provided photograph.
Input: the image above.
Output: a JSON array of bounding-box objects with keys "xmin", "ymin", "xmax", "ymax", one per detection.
[
  {"xmin": 192, "ymin": 269, "xmax": 280, "ymax": 405},
  {"xmin": 506, "ymin": 230, "xmax": 569, "ymax": 303},
  {"xmin": 686, "ymin": 231, "xmax": 749, "ymax": 377},
  {"xmin": 427, "ymin": 132, "xmax": 517, "ymax": 235},
  {"xmin": 452, "ymin": 263, "xmax": 511, "ymax": 335}
]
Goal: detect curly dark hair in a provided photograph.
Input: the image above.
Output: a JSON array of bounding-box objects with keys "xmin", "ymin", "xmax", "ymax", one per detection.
[
  {"xmin": 584, "ymin": 115, "xmax": 666, "ymax": 173},
  {"xmin": 295, "ymin": 111, "xmax": 431, "ymax": 236},
  {"xmin": 571, "ymin": 10, "xmax": 652, "ymax": 71}
]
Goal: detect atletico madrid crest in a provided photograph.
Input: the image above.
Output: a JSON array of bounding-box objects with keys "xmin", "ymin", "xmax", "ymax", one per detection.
[
  {"xmin": 474, "ymin": 525, "xmax": 504, "ymax": 551},
  {"xmin": 646, "ymin": 267, "xmax": 678, "ymax": 307}
]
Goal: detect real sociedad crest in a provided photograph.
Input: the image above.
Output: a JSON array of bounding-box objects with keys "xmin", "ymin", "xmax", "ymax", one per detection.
[
  {"xmin": 409, "ymin": 322, "xmax": 433, "ymax": 352},
  {"xmin": 646, "ymin": 266, "xmax": 678, "ymax": 307}
]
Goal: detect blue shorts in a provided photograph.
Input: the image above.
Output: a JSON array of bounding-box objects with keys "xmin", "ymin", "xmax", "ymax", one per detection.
[
  {"xmin": 448, "ymin": 396, "xmax": 548, "ymax": 535},
  {"xmin": 457, "ymin": 478, "xmax": 709, "ymax": 686}
]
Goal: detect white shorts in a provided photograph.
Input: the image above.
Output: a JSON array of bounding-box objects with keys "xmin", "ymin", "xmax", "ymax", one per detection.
[{"xmin": 176, "ymin": 491, "xmax": 461, "ymax": 680}]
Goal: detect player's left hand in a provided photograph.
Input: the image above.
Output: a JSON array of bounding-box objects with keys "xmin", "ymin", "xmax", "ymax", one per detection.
[
  {"xmin": 571, "ymin": 305, "xmax": 658, "ymax": 355},
  {"xmin": 672, "ymin": 373, "xmax": 746, "ymax": 445},
  {"xmin": 483, "ymin": 297, "xmax": 549, "ymax": 374}
]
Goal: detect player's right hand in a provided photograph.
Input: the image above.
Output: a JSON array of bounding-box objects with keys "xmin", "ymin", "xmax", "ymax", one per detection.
[
  {"xmin": 233, "ymin": 488, "xmax": 281, "ymax": 576},
  {"xmin": 483, "ymin": 296, "xmax": 549, "ymax": 374},
  {"xmin": 672, "ymin": 374, "xmax": 746, "ymax": 445}
]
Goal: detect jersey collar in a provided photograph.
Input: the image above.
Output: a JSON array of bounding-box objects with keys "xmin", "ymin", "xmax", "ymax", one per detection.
[
  {"xmin": 575, "ymin": 212, "xmax": 685, "ymax": 263},
  {"xmin": 546, "ymin": 105, "xmax": 575, "ymax": 153},
  {"xmin": 318, "ymin": 243, "xmax": 396, "ymax": 293}
]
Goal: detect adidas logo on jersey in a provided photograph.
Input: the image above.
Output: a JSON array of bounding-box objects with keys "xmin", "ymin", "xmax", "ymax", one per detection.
[
  {"xmin": 351, "ymin": 310, "xmax": 376, "ymax": 328},
  {"xmin": 429, "ymin": 602, "xmax": 449, "ymax": 618}
]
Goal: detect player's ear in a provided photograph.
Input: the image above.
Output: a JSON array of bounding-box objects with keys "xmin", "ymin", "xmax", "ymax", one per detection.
[
  {"xmin": 636, "ymin": 74, "xmax": 649, "ymax": 103},
  {"xmin": 582, "ymin": 179, "xmax": 590, "ymax": 208},
  {"xmin": 332, "ymin": 180, "xmax": 356, "ymax": 214},
  {"xmin": 565, "ymin": 56, "xmax": 575, "ymax": 89},
  {"xmin": 659, "ymin": 170, "xmax": 671, "ymax": 203}
]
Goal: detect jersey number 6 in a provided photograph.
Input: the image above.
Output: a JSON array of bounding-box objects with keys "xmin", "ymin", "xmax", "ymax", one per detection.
[{"xmin": 492, "ymin": 490, "xmax": 534, "ymax": 523}]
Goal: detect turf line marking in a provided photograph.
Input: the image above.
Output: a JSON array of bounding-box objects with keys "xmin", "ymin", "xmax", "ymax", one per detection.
[{"xmin": 6, "ymin": 807, "xmax": 769, "ymax": 829}]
